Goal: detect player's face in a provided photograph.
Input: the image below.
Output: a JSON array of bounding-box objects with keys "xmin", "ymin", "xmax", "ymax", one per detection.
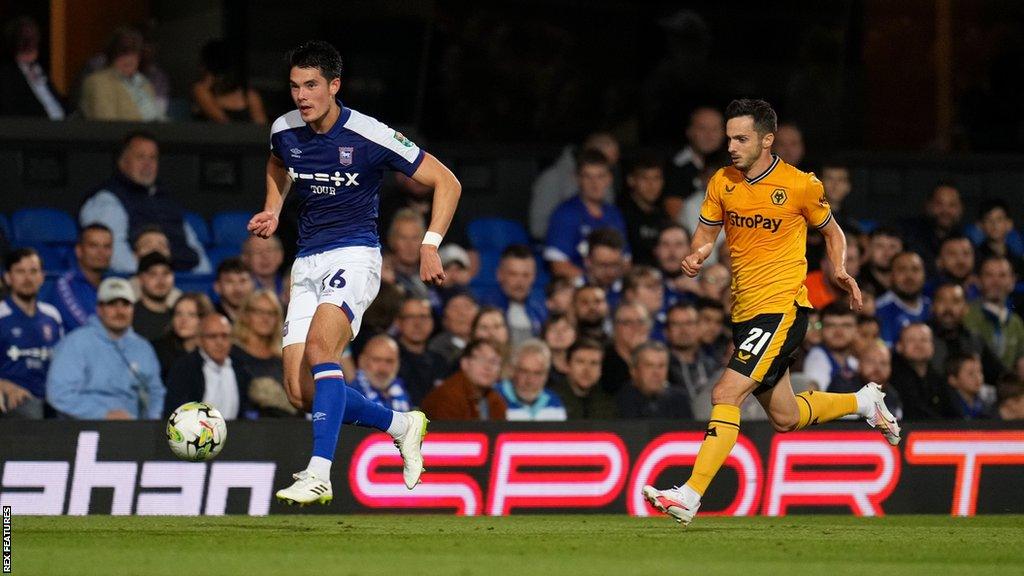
[
  {"xmin": 497, "ymin": 256, "xmax": 535, "ymax": 302},
  {"xmin": 726, "ymin": 117, "xmax": 772, "ymax": 173},
  {"xmin": 567, "ymin": 348, "xmax": 602, "ymax": 391},
  {"xmin": 3, "ymin": 254, "xmax": 43, "ymax": 300},
  {"xmin": 443, "ymin": 295, "xmax": 479, "ymax": 339},
  {"xmin": 632, "ymin": 349, "xmax": 669, "ymax": 395},
  {"xmin": 512, "ymin": 352, "xmax": 548, "ymax": 403},
  {"xmin": 118, "ymin": 137, "xmax": 159, "ymax": 187},
  {"xmin": 627, "ymin": 168, "xmax": 665, "ymax": 206},
  {"xmin": 654, "ymin": 228, "xmax": 690, "ymax": 273},
  {"xmin": 666, "ymin": 307, "xmax": 700, "ymax": 350},
  {"xmin": 139, "ymin": 264, "xmax": 174, "ymax": 301},
  {"xmin": 76, "ymin": 229, "xmax": 113, "ymax": 273},
  {"xmin": 358, "ymin": 342, "xmax": 399, "ymax": 391},
  {"xmin": 289, "ymin": 66, "xmax": 340, "ymax": 124},
  {"xmin": 543, "ymin": 317, "xmax": 576, "ymax": 351}
]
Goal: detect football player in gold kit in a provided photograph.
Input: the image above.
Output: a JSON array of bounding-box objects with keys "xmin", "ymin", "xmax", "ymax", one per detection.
[{"xmin": 643, "ymin": 99, "xmax": 900, "ymax": 526}]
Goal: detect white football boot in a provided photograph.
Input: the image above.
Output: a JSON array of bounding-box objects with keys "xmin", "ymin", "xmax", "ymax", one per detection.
[
  {"xmin": 275, "ymin": 470, "xmax": 333, "ymax": 506},
  {"xmin": 857, "ymin": 382, "xmax": 902, "ymax": 446},
  {"xmin": 642, "ymin": 485, "xmax": 701, "ymax": 526},
  {"xmin": 393, "ymin": 410, "xmax": 429, "ymax": 489}
]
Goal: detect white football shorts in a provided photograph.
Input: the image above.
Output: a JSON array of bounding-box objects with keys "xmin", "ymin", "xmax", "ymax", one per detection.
[{"xmin": 282, "ymin": 245, "xmax": 382, "ymax": 348}]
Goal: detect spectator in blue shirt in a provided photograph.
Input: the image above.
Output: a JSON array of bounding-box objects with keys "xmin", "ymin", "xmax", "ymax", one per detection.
[
  {"xmin": 876, "ymin": 251, "xmax": 931, "ymax": 346},
  {"xmin": 478, "ymin": 245, "xmax": 546, "ymax": 347},
  {"xmin": 351, "ymin": 334, "xmax": 411, "ymax": 412},
  {"xmin": 0, "ymin": 248, "xmax": 63, "ymax": 418},
  {"xmin": 46, "ymin": 277, "xmax": 165, "ymax": 419},
  {"xmin": 544, "ymin": 149, "xmax": 629, "ymax": 280},
  {"xmin": 42, "ymin": 223, "xmax": 113, "ymax": 332},
  {"xmin": 581, "ymin": 227, "xmax": 629, "ymax": 309},
  {"xmin": 497, "ymin": 339, "xmax": 566, "ymax": 421}
]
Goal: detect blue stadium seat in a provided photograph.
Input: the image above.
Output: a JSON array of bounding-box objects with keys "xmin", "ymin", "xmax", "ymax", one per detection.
[
  {"xmin": 175, "ymin": 273, "xmax": 215, "ymax": 295},
  {"xmin": 466, "ymin": 218, "xmax": 530, "ymax": 253},
  {"xmin": 206, "ymin": 245, "xmax": 240, "ymax": 271},
  {"xmin": 33, "ymin": 244, "xmax": 72, "ymax": 272},
  {"xmin": 12, "ymin": 208, "xmax": 78, "ymax": 246},
  {"xmin": 211, "ymin": 211, "xmax": 253, "ymax": 249},
  {"xmin": 184, "ymin": 211, "xmax": 211, "ymax": 247}
]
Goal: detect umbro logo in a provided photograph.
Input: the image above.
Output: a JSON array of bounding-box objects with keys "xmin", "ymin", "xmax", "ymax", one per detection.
[
  {"xmin": 312, "ymin": 411, "xmax": 327, "ymax": 422},
  {"xmin": 290, "ymin": 148, "xmax": 302, "ymax": 158}
]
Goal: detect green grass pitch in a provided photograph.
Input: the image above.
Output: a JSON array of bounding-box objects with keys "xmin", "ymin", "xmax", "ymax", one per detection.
[{"xmin": 10, "ymin": 515, "xmax": 1024, "ymax": 576}]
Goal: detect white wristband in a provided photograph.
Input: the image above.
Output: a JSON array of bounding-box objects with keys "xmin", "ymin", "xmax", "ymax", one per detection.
[{"xmin": 422, "ymin": 231, "xmax": 443, "ymax": 247}]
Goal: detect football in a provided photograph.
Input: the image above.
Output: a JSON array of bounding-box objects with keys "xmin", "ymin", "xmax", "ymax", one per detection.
[{"xmin": 166, "ymin": 402, "xmax": 228, "ymax": 462}]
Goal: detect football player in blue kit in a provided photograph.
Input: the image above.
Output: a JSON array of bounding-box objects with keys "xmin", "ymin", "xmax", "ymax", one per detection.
[{"xmin": 248, "ymin": 41, "xmax": 461, "ymax": 506}]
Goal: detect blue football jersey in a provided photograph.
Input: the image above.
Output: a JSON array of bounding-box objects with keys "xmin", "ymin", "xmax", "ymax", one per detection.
[
  {"xmin": 0, "ymin": 297, "xmax": 64, "ymax": 398},
  {"xmin": 270, "ymin": 102, "xmax": 426, "ymax": 257}
]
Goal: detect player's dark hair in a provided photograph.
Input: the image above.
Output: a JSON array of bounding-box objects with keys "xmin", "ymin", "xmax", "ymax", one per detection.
[
  {"xmin": 500, "ymin": 244, "xmax": 533, "ymax": 261},
  {"xmin": 575, "ymin": 148, "xmax": 611, "ymax": 172},
  {"xmin": 79, "ymin": 223, "xmax": 112, "ymax": 242},
  {"xmin": 288, "ymin": 40, "xmax": 343, "ymax": 81},
  {"xmin": 821, "ymin": 300, "xmax": 856, "ymax": 320},
  {"xmin": 567, "ymin": 337, "xmax": 604, "ymax": 360},
  {"xmin": 587, "ymin": 227, "xmax": 626, "ymax": 253},
  {"xmin": 216, "ymin": 257, "xmax": 249, "ymax": 279},
  {"xmin": 118, "ymin": 129, "xmax": 158, "ymax": 158},
  {"xmin": 3, "ymin": 247, "xmax": 39, "ymax": 272},
  {"xmin": 725, "ymin": 99, "xmax": 777, "ymax": 136}
]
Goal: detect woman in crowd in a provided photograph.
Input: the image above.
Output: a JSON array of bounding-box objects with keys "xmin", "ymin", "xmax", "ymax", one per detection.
[
  {"xmin": 541, "ymin": 312, "xmax": 576, "ymax": 383},
  {"xmin": 232, "ymin": 289, "xmax": 296, "ymax": 416},
  {"xmin": 152, "ymin": 292, "xmax": 213, "ymax": 380}
]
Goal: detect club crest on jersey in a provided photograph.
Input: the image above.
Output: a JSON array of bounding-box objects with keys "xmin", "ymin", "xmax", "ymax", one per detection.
[
  {"xmin": 772, "ymin": 189, "xmax": 788, "ymax": 205},
  {"xmin": 339, "ymin": 146, "xmax": 354, "ymax": 166}
]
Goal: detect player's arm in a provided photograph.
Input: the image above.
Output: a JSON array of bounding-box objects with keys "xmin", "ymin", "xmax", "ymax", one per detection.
[
  {"xmin": 248, "ymin": 154, "xmax": 292, "ymax": 239},
  {"xmin": 410, "ymin": 153, "xmax": 462, "ymax": 286},
  {"xmin": 820, "ymin": 217, "xmax": 863, "ymax": 311},
  {"xmin": 681, "ymin": 221, "xmax": 721, "ymax": 277}
]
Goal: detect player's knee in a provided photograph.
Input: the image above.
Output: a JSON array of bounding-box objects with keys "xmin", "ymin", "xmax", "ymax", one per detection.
[
  {"xmin": 711, "ymin": 387, "xmax": 742, "ymax": 406},
  {"xmin": 770, "ymin": 414, "xmax": 800, "ymax": 433}
]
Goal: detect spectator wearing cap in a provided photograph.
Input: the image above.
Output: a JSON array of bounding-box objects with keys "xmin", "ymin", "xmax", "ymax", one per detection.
[
  {"xmin": 79, "ymin": 26, "xmax": 164, "ymax": 121},
  {"xmin": 438, "ymin": 244, "xmax": 473, "ymax": 296},
  {"xmin": 164, "ymin": 313, "xmax": 253, "ymax": 420},
  {"xmin": 43, "ymin": 223, "xmax": 113, "ymax": 332},
  {"xmin": 477, "ymin": 245, "xmax": 547, "ymax": 347},
  {"xmin": 132, "ymin": 252, "xmax": 178, "ymax": 341},
  {"xmin": 79, "ymin": 131, "xmax": 209, "ymax": 274},
  {"xmin": 46, "ymin": 278, "xmax": 164, "ymax": 419}
]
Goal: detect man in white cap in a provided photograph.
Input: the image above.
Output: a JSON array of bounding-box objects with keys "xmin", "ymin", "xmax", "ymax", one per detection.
[{"xmin": 46, "ymin": 277, "xmax": 165, "ymax": 419}]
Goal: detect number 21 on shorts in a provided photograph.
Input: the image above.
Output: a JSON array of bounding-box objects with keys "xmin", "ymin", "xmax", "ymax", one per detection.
[
  {"xmin": 323, "ymin": 269, "xmax": 346, "ymax": 290},
  {"xmin": 739, "ymin": 327, "xmax": 773, "ymax": 355}
]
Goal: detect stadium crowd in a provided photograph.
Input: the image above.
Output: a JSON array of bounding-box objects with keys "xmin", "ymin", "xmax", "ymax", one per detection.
[{"xmin": 1, "ymin": 19, "xmax": 1024, "ymax": 423}]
